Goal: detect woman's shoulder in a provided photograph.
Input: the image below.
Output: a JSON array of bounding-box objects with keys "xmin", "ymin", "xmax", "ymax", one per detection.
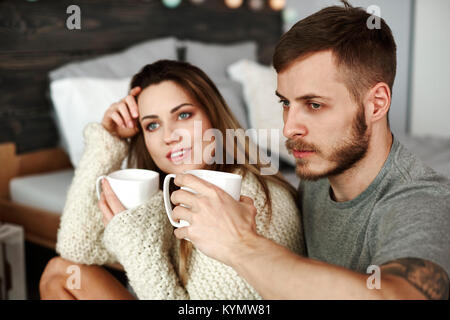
[
  {"xmin": 83, "ymin": 122, "xmax": 124, "ymax": 144},
  {"xmin": 83, "ymin": 122, "xmax": 129, "ymax": 153}
]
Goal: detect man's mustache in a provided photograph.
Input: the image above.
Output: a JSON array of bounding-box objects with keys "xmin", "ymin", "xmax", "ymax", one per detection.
[{"xmin": 285, "ymin": 139, "xmax": 319, "ymax": 154}]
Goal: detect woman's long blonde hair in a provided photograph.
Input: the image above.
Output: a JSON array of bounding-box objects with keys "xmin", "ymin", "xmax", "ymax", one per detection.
[{"xmin": 127, "ymin": 60, "xmax": 295, "ymax": 286}]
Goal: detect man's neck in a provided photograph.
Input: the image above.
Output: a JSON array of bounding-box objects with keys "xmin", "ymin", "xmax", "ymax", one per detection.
[{"xmin": 328, "ymin": 128, "xmax": 393, "ymax": 202}]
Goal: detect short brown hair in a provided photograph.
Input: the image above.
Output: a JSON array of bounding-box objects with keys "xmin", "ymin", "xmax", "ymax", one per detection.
[{"xmin": 273, "ymin": 0, "xmax": 397, "ymax": 105}]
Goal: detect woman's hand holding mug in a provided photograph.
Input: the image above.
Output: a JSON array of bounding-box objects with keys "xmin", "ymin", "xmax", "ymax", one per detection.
[
  {"xmin": 98, "ymin": 178, "xmax": 126, "ymax": 227},
  {"xmin": 102, "ymin": 86, "xmax": 142, "ymax": 138},
  {"xmin": 97, "ymin": 169, "xmax": 160, "ymax": 227}
]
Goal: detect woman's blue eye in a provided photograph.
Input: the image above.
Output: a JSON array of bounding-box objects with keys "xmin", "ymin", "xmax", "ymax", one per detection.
[
  {"xmin": 147, "ymin": 122, "xmax": 159, "ymax": 131},
  {"xmin": 178, "ymin": 112, "xmax": 191, "ymax": 120},
  {"xmin": 310, "ymin": 103, "xmax": 321, "ymax": 110}
]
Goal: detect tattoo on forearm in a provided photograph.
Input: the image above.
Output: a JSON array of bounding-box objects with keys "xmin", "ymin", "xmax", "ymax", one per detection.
[{"xmin": 381, "ymin": 258, "xmax": 449, "ymax": 300}]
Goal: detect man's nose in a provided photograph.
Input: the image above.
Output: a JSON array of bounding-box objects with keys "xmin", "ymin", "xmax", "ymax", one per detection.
[{"xmin": 283, "ymin": 107, "xmax": 308, "ymax": 140}]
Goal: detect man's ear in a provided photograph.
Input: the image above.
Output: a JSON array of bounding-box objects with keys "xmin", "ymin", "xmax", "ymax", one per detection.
[{"xmin": 365, "ymin": 82, "xmax": 391, "ymax": 123}]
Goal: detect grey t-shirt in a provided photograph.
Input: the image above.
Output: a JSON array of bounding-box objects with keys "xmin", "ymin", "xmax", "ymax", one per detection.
[{"xmin": 298, "ymin": 136, "xmax": 450, "ymax": 278}]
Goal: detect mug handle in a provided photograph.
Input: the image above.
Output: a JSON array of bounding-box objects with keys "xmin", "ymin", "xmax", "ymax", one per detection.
[
  {"xmin": 163, "ymin": 174, "xmax": 190, "ymax": 228},
  {"xmin": 95, "ymin": 175, "xmax": 107, "ymax": 200}
]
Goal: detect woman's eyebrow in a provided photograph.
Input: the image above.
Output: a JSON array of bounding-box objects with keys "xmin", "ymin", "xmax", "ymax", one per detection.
[
  {"xmin": 141, "ymin": 103, "xmax": 194, "ymax": 121},
  {"xmin": 170, "ymin": 103, "xmax": 193, "ymax": 114}
]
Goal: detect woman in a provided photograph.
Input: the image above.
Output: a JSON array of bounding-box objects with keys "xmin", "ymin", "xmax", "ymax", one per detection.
[{"xmin": 39, "ymin": 60, "xmax": 305, "ymax": 299}]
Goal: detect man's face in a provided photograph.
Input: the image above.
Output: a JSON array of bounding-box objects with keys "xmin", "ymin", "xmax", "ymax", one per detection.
[{"xmin": 277, "ymin": 50, "xmax": 370, "ymax": 181}]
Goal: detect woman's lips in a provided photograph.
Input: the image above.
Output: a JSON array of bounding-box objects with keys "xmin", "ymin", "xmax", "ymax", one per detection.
[
  {"xmin": 168, "ymin": 148, "xmax": 191, "ymax": 163},
  {"xmin": 293, "ymin": 150, "xmax": 315, "ymax": 159}
]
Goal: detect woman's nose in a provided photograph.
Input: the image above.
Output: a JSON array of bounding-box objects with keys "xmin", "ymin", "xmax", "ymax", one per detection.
[{"xmin": 163, "ymin": 125, "xmax": 183, "ymax": 145}]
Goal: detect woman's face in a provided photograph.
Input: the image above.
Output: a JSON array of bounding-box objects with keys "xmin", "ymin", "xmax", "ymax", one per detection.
[{"xmin": 137, "ymin": 80, "xmax": 214, "ymax": 174}]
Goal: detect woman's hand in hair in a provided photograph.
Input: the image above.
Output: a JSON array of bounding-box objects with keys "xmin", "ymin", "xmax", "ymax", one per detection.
[
  {"xmin": 102, "ymin": 86, "xmax": 142, "ymax": 139},
  {"xmin": 98, "ymin": 178, "xmax": 126, "ymax": 227}
]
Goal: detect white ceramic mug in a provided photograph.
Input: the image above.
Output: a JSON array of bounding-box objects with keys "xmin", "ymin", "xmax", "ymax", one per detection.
[
  {"xmin": 96, "ymin": 169, "xmax": 159, "ymax": 209},
  {"xmin": 163, "ymin": 169, "xmax": 242, "ymax": 228}
]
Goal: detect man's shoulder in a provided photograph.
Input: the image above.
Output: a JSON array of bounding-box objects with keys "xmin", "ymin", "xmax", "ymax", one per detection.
[
  {"xmin": 378, "ymin": 140, "xmax": 450, "ymax": 206},
  {"xmin": 370, "ymin": 145, "xmax": 450, "ymax": 230},
  {"xmin": 390, "ymin": 139, "xmax": 449, "ymax": 184},
  {"xmin": 373, "ymin": 169, "xmax": 450, "ymax": 225}
]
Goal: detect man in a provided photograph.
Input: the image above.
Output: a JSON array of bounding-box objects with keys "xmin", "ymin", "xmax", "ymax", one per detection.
[{"xmin": 171, "ymin": 1, "xmax": 450, "ymax": 299}]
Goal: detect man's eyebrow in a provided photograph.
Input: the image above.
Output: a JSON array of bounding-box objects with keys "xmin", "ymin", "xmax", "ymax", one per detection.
[
  {"xmin": 275, "ymin": 91, "xmax": 286, "ymax": 99},
  {"xmin": 275, "ymin": 91, "xmax": 330, "ymax": 101},
  {"xmin": 141, "ymin": 103, "xmax": 193, "ymax": 121}
]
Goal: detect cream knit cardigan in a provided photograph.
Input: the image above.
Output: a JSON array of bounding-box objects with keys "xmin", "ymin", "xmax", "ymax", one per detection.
[{"xmin": 56, "ymin": 122, "xmax": 305, "ymax": 300}]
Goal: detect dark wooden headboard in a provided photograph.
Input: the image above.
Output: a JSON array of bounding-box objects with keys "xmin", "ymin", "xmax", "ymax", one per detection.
[{"xmin": 0, "ymin": 0, "xmax": 282, "ymax": 154}]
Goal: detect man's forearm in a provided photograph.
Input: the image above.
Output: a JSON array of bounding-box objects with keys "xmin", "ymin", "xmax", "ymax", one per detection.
[{"xmin": 229, "ymin": 234, "xmax": 422, "ymax": 299}]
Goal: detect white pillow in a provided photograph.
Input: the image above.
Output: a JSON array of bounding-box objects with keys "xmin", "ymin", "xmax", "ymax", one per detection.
[
  {"xmin": 49, "ymin": 37, "xmax": 178, "ymax": 81},
  {"xmin": 228, "ymin": 60, "xmax": 295, "ymax": 166},
  {"xmin": 50, "ymin": 77, "xmax": 131, "ymax": 168}
]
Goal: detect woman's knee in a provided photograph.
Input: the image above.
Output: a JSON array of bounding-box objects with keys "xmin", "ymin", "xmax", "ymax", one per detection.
[{"xmin": 39, "ymin": 257, "xmax": 76, "ymax": 294}]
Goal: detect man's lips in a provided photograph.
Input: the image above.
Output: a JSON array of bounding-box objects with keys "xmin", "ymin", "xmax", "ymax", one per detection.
[{"xmin": 292, "ymin": 150, "xmax": 315, "ymax": 159}]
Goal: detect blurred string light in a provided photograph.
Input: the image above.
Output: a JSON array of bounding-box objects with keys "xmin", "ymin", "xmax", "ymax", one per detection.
[
  {"xmin": 162, "ymin": 0, "xmax": 289, "ymax": 12},
  {"xmin": 269, "ymin": 0, "xmax": 285, "ymax": 11},
  {"xmin": 225, "ymin": 0, "xmax": 284, "ymax": 11},
  {"xmin": 162, "ymin": 0, "xmax": 182, "ymax": 9},
  {"xmin": 224, "ymin": 0, "xmax": 243, "ymax": 9}
]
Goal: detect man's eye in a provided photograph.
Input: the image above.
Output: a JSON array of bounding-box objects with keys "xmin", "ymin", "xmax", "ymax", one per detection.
[
  {"xmin": 310, "ymin": 103, "xmax": 321, "ymax": 110},
  {"xmin": 279, "ymin": 99, "xmax": 290, "ymax": 108},
  {"xmin": 146, "ymin": 122, "xmax": 159, "ymax": 131},
  {"xmin": 178, "ymin": 112, "xmax": 191, "ymax": 120}
]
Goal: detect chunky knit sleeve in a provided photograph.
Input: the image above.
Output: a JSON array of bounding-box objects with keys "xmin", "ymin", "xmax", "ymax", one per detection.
[
  {"xmin": 56, "ymin": 122, "xmax": 129, "ymax": 265},
  {"xmin": 102, "ymin": 190, "xmax": 189, "ymax": 300}
]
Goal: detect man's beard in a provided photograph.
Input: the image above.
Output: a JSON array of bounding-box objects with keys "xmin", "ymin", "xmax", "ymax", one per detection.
[{"xmin": 285, "ymin": 106, "xmax": 369, "ymax": 181}]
